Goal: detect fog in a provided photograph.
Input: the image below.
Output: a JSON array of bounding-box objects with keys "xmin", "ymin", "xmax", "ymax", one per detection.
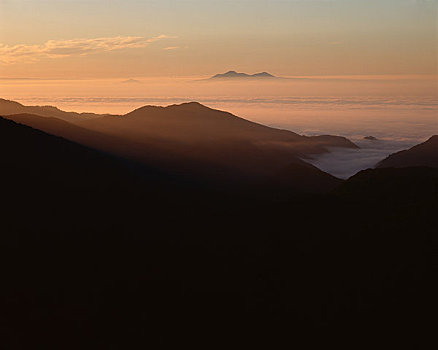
[{"xmin": 307, "ymin": 139, "xmax": 422, "ymax": 179}]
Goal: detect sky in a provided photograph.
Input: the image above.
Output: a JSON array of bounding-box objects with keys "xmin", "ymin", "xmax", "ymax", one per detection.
[{"xmin": 0, "ymin": 0, "xmax": 437, "ymax": 78}]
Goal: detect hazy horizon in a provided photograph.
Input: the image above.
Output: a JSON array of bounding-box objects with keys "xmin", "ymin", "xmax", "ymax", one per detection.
[{"xmin": 2, "ymin": 74, "xmax": 436, "ymax": 139}]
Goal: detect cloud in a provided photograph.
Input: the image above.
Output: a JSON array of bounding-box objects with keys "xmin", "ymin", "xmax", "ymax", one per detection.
[
  {"xmin": 307, "ymin": 139, "xmax": 419, "ymax": 179},
  {"xmin": 0, "ymin": 35, "xmax": 174, "ymax": 64},
  {"xmin": 163, "ymin": 46, "xmax": 180, "ymax": 51}
]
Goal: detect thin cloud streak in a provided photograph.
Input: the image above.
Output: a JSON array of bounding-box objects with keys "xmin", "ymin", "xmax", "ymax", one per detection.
[{"xmin": 0, "ymin": 35, "xmax": 174, "ymax": 64}]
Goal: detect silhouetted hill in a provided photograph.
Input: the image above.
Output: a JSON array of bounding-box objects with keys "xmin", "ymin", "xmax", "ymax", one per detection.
[
  {"xmin": 3, "ymin": 101, "xmax": 356, "ymax": 191},
  {"xmin": 2, "ymin": 112, "xmax": 343, "ymax": 193},
  {"xmin": 377, "ymin": 135, "xmax": 438, "ymax": 168},
  {"xmin": 0, "ymin": 116, "xmax": 436, "ymax": 348},
  {"xmin": 2, "ymin": 112, "xmax": 171, "ymax": 167},
  {"xmin": 0, "ymin": 116, "xmax": 171, "ymax": 192},
  {"xmin": 77, "ymin": 102, "xmax": 356, "ymax": 188},
  {"xmin": 211, "ymin": 70, "xmax": 277, "ymax": 79},
  {"xmin": 2, "ymin": 99, "xmax": 357, "ymax": 158},
  {"xmin": 0, "ymin": 98, "xmax": 107, "ymax": 123},
  {"xmin": 79, "ymin": 102, "xmax": 356, "ymax": 168},
  {"xmin": 9, "ymin": 117, "xmax": 337, "ymax": 193}
]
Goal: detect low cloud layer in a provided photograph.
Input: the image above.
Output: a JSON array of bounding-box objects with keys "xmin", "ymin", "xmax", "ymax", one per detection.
[
  {"xmin": 308, "ymin": 139, "xmax": 420, "ymax": 179},
  {"xmin": 0, "ymin": 35, "xmax": 173, "ymax": 64}
]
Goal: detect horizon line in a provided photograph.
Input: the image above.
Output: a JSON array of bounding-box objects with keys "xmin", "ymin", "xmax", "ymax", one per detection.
[{"xmin": 1, "ymin": 74, "xmax": 437, "ymax": 82}]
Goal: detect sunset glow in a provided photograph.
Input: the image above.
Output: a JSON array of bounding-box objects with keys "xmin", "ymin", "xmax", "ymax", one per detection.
[{"xmin": 1, "ymin": 0, "xmax": 437, "ymax": 79}]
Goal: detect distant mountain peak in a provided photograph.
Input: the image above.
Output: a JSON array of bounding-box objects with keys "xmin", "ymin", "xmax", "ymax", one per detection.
[
  {"xmin": 364, "ymin": 136, "xmax": 378, "ymax": 141},
  {"xmin": 164, "ymin": 101, "xmax": 212, "ymax": 112},
  {"xmin": 252, "ymin": 72, "xmax": 275, "ymax": 78},
  {"xmin": 176, "ymin": 101, "xmax": 204, "ymax": 107},
  {"xmin": 211, "ymin": 71, "xmax": 277, "ymax": 79},
  {"xmin": 121, "ymin": 78, "xmax": 142, "ymax": 84}
]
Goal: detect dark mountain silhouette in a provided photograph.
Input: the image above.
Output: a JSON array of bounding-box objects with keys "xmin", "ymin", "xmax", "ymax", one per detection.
[
  {"xmin": 79, "ymin": 101, "xmax": 357, "ymax": 156},
  {"xmin": 377, "ymin": 135, "xmax": 438, "ymax": 168},
  {"xmin": 3, "ymin": 102, "xmax": 356, "ymax": 192},
  {"xmin": 252, "ymin": 72, "xmax": 275, "ymax": 78},
  {"xmin": 0, "ymin": 116, "xmax": 172, "ymax": 192},
  {"xmin": 3, "ymin": 112, "xmax": 342, "ymax": 193},
  {"xmin": 2, "ymin": 112, "xmax": 163, "ymax": 163},
  {"xmin": 211, "ymin": 70, "xmax": 277, "ymax": 79},
  {"xmin": 0, "ymin": 98, "xmax": 107, "ymax": 123},
  {"xmin": 1, "ymin": 99, "xmax": 357, "ymax": 155},
  {"xmin": 0, "ymin": 115, "xmax": 436, "ymax": 348}
]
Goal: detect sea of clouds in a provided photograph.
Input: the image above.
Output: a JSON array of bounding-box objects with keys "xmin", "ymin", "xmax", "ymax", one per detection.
[{"xmin": 307, "ymin": 139, "xmax": 421, "ymax": 179}]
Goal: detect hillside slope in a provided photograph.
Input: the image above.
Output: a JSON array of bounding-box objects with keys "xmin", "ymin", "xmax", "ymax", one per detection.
[
  {"xmin": 3, "ymin": 103, "xmax": 354, "ymax": 192},
  {"xmin": 0, "ymin": 98, "xmax": 106, "ymax": 122},
  {"xmin": 377, "ymin": 135, "xmax": 438, "ymax": 168}
]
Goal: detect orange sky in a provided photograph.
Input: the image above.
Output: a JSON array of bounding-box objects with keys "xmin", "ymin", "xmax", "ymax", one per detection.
[{"xmin": 0, "ymin": 0, "xmax": 437, "ymax": 79}]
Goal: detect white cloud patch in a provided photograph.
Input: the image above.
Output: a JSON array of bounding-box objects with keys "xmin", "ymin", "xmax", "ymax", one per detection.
[
  {"xmin": 307, "ymin": 139, "xmax": 419, "ymax": 179},
  {"xmin": 0, "ymin": 35, "xmax": 174, "ymax": 64}
]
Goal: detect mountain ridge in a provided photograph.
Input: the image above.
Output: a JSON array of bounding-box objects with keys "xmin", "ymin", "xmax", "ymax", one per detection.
[
  {"xmin": 377, "ymin": 135, "xmax": 438, "ymax": 168},
  {"xmin": 1, "ymin": 97, "xmax": 357, "ymax": 155},
  {"xmin": 2, "ymin": 99, "xmax": 357, "ymax": 193},
  {"xmin": 211, "ymin": 70, "xmax": 277, "ymax": 79},
  {"xmin": 0, "ymin": 98, "xmax": 108, "ymax": 123}
]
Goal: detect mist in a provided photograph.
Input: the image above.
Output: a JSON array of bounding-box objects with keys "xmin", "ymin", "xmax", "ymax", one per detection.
[{"xmin": 307, "ymin": 139, "xmax": 423, "ymax": 179}]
